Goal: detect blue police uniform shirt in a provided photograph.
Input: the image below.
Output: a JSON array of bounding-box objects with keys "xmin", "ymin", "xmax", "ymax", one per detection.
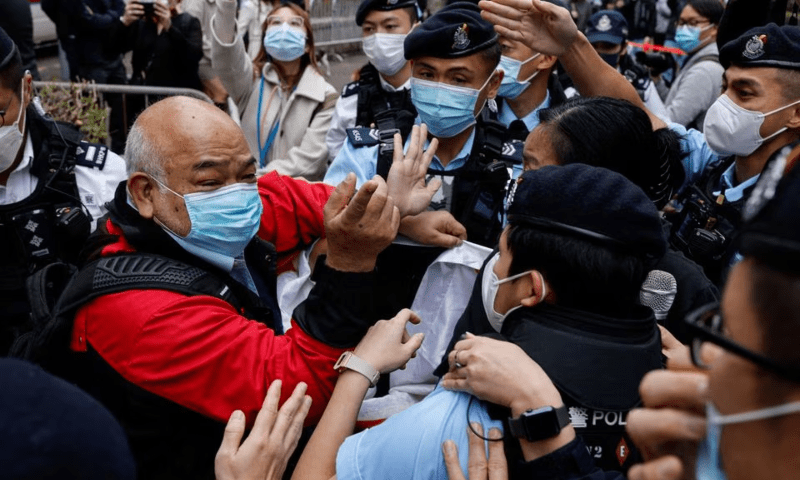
[
  {"xmin": 670, "ymin": 122, "xmax": 760, "ymax": 202},
  {"xmin": 497, "ymin": 89, "xmax": 551, "ymax": 132},
  {"xmin": 336, "ymin": 385, "xmax": 504, "ymax": 480}
]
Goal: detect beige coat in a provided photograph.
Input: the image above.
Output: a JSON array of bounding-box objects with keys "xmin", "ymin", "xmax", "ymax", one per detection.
[{"xmin": 211, "ymin": 17, "xmax": 338, "ymax": 181}]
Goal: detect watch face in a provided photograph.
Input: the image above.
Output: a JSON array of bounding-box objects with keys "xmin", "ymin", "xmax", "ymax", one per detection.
[{"xmin": 523, "ymin": 406, "xmax": 562, "ymax": 438}]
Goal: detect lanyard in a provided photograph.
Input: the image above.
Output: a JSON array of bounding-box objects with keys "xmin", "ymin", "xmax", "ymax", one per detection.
[{"xmin": 257, "ymin": 76, "xmax": 280, "ymax": 167}]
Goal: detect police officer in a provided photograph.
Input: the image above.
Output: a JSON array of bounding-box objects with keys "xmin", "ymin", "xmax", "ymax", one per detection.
[
  {"xmin": 325, "ymin": 0, "xmax": 421, "ymax": 163},
  {"xmin": 494, "ymin": 2, "xmax": 567, "ymax": 141},
  {"xmin": 585, "ymin": 9, "xmax": 669, "ymax": 122},
  {"xmin": 0, "ymin": 27, "xmax": 126, "ymax": 352},
  {"xmin": 481, "ymin": 0, "xmax": 800, "ymax": 285},
  {"xmin": 326, "ymin": 3, "xmax": 521, "ymax": 248}
]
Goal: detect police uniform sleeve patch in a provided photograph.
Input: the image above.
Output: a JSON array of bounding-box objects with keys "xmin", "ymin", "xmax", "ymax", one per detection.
[
  {"xmin": 346, "ymin": 128, "xmax": 380, "ymax": 148},
  {"xmin": 341, "ymin": 81, "xmax": 361, "ymax": 98},
  {"xmin": 75, "ymin": 141, "xmax": 108, "ymax": 171}
]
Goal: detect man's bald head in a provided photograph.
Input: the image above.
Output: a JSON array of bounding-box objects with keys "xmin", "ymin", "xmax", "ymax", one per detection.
[{"xmin": 125, "ymin": 96, "xmax": 247, "ymax": 181}]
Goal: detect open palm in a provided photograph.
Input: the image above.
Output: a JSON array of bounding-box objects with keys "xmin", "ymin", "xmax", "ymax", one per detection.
[{"xmin": 479, "ymin": 0, "xmax": 578, "ymax": 56}]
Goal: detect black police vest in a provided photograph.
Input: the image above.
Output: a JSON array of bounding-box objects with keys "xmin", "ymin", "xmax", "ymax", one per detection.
[
  {"xmin": 352, "ymin": 106, "xmax": 522, "ymax": 248},
  {"xmin": 0, "ymin": 108, "xmax": 95, "ymax": 352},
  {"xmin": 668, "ymin": 157, "xmax": 755, "ymax": 285}
]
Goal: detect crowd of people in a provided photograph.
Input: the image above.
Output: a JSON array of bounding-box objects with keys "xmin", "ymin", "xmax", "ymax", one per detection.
[{"xmin": 1, "ymin": 0, "xmax": 800, "ymax": 479}]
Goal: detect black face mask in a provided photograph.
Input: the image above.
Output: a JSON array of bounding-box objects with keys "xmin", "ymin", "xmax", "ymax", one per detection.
[{"xmin": 599, "ymin": 52, "xmax": 620, "ymax": 68}]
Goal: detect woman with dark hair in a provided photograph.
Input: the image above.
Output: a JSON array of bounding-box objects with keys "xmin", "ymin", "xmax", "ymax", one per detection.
[
  {"xmin": 211, "ymin": 0, "xmax": 337, "ymax": 181},
  {"xmin": 526, "ymin": 96, "xmax": 685, "ymax": 209},
  {"xmin": 659, "ymin": 0, "xmax": 725, "ymax": 130},
  {"xmin": 523, "ymin": 96, "xmax": 719, "ymax": 342}
]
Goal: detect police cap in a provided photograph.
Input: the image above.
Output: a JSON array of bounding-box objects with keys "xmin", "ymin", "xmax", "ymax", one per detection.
[
  {"xmin": 403, "ymin": 3, "xmax": 497, "ymax": 60},
  {"xmin": 507, "ymin": 164, "xmax": 667, "ymax": 259},
  {"xmin": 739, "ymin": 140, "xmax": 800, "ymax": 274},
  {"xmin": 585, "ymin": 10, "xmax": 629, "ymax": 45},
  {"xmin": 720, "ymin": 23, "xmax": 800, "ymax": 70},
  {"xmin": 356, "ymin": 0, "xmax": 420, "ymax": 26},
  {"xmin": 0, "ymin": 26, "xmax": 19, "ymax": 72}
]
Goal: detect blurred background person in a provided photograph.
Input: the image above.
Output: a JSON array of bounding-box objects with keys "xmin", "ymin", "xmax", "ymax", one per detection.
[
  {"xmin": 183, "ymin": 0, "xmax": 231, "ymax": 110},
  {"xmin": 238, "ymin": 0, "xmax": 278, "ymax": 60},
  {"xmin": 657, "ymin": 0, "xmax": 724, "ymax": 131},
  {"xmin": 212, "ymin": 0, "xmax": 337, "ymax": 180},
  {"xmin": 0, "ymin": 0, "xmax": 40, "ymax": 80}
]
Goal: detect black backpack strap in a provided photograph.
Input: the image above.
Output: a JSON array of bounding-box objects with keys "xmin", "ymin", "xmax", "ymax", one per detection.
[{"xmin": 11, "ymin": 253, "xmax": 241, "ymax": 366}]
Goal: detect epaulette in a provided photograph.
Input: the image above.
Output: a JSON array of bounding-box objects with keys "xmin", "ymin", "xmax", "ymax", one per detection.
[
  {"xmin": 500, "ymin": 139, "xmax": 525, "ymax": 165},
  {"xmin": 341, "ymin": 81, "xmax": 360, "ymax": 98},
  {"xmin": 74, "ymin": 141, "xmax": 109, "ymax": 171},
  {"xmin": 346, "ymin": 127, "xmax": 380, "ymax": 148}
]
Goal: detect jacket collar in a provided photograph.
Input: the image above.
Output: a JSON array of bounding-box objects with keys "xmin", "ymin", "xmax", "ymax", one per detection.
[{"xmin": 261, "ymin": 63, "xmax": 327, "ymax": 103}]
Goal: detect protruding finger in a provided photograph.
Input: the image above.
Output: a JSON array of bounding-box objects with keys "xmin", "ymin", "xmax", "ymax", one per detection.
[
  {"xmin": 250, "ymin": 379, "xmax": 282, "ymax": 438},
  {"xmin": 283, "ymin": 395, "xmax": 312, "ymax": 451},
  {"xmin": 216, "ymin": 410, "xmax": 246, "ymax": 460},
  {"xmin": 487, "ymin": 428, "xmax": 508, "ymax": 479},
  {"xmin": 626, "ymin": 408, "xmax": 706, "ymax": 455},
  {"xmin": 467, "ymin": 423, "xmax": 488, "ymax": 479},
  {"xmin": 639, "ymin": 370, "xmax": 708, "ymax": 413},
  {"xmin": 442, "ymin": 440, "xmax": 467, "ymax": 480},
  {"xmin": 270, "ymin": 382, "xmax": 309, "ymax": 442},
  {"xmin": 406, "ymin": 125, "xmax": 421, "ymax": 167},
  {"xmin": 340, "ymin": 177, "xmax": 380, "ymax": 224},
  {"xmin": 627, "ymin": 455, "xmax": 684, "ymax": 480},
  {"xmin": 325, "ymin": 172, "xmax": 357, "ymax": 220}
]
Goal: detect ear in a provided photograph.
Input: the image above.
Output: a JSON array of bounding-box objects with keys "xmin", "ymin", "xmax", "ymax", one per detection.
[
  {"xmin": 519, "ymin": 270, "xmax": 550, "ymax": 307},
  {"xmin": 22, "ymin": 71, "xmax": 33, "ymax": 109},
  {"xmin": 537, "ymin": 54, "xmax": 558, "ymax": 71},
  {"xmin": 786, "ymin": 103, "xmax": 800, "ymax": 130},
  {"xmin": 486, "ymin": 69, "xmax": 503, "ymax": 100},
  {"xmin": 127, "ymin": 173, "xmax": 159, "ymax": 219}
]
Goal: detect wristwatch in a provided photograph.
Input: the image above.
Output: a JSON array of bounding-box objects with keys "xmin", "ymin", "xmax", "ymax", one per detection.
[
  {"xmin": 507, "ymin": 405, "xmax": 571, "ymax": 442},
  {"xmin": 333, "ymin": 351, "xmax": 380, "ymax": 387}
]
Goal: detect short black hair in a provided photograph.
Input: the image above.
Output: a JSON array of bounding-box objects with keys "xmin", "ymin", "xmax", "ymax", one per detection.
[
  {"xmin": 401, "ymin": 6, "xmax": 418, "ymax": 25},
  {"xmin": 777, "ymin": 69, "xmax": 800, "ymax": 103},
  {"xmin": 478, "ymin": 42, "xmax": 502, "ymax": 77},
  {"xmin": 686, "ymin": 0, "xmax": 725, "ymax": 25},
  {"xmin": 537, "ymin": 96, "xmax": 686, "ymax": 209},
  {"xmin": 0, "ymin": 49, "xmax": 23, "ymax": 95},
  {"xmin": 505, "ymin": 222, "xmax": 647, "ymax": 317}
]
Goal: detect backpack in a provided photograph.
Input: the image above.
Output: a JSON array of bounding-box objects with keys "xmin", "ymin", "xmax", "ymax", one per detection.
[{"xmin": 9, "ymin": 253, "xmax": 242, "ymax": 379}]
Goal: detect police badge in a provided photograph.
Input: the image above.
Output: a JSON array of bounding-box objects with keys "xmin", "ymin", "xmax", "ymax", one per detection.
[
  {"xmin": 596, "ymin": 15, "xmax": 612, "ymax": 31},
  {"xmin": 452, "ymin": 23, "xmax": 470, "ymax": 50},
  {"xmin": 742, "ymin": 34, "xmax": 767, "ymax": 60}
]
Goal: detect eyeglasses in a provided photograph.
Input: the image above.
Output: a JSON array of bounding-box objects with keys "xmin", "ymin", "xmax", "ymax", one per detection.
[
  {"xmin": 684, "ymin": 302, "xmax": 800, "ymax": 382},
  {"xmin": 677, "ymin": 18, "xmax": 711, "ymax": 28},
  {"xmin": 266, "ymin": 16, "xmax": 304, "ymax": 29}
]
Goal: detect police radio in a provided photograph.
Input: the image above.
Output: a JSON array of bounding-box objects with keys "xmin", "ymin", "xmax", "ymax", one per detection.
[{"xmin": 670, "ymin": 185, "xmax": 729, "ymax": 261}]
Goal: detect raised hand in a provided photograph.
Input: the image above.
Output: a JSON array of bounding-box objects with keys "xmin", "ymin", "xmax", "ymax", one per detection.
[
  {"xmin": 121, "ymin": 1, "xmax": 145, "ymax": 26},
  {"xmin": 354, "ymin": 308, "xmax": 425, "ymax": 374},
  {"xmin": 398, "ymin": 210, "xmax": 467, "ymax": 248},
  {"xmin": 215, "ymin": 380, "xmax": 312, "ymax": 480},
  {"xmin": 386, "ymin": 124, "xmax": 442, "ymax": 218},
  {"xmin": 478, "ymin": 0, "xmax": 578, "ymax": 56},
  {"xmin": 154, "ymin": 2, "xmax": 172, "ymax": 33},
  {"xmin": 323, "ymin": 173, "xmax": 400, "ymax": 272}
]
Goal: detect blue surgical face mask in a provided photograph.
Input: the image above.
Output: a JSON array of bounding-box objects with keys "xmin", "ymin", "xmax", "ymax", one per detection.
[
  {"xmin": 697, "ymin": 400, "xmax": 800, "ymax": 480},
  {"xmin": 675, "ymin": 24, "xmax": 712, "ymax": 54},
  {"xmin": 497, "ymin": 54, "xmax": 541, "ymax": 100},
  {"xmin": 152, "ymin": 180, "xmax": 263, "ymax": 261},
  {"xmin": 263, "ymin": 23, "xmax": 307, "ymax": 62},
  {"xmin": 410, "ymin": 72, "xmax": 495, "ymax": 138}
]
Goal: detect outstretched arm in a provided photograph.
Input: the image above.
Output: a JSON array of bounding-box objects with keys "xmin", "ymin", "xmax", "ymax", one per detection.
[
  {"xmin": 479, "ymin": 0, "xmax": 667, "ymax": 130},
  {"xmin": 291, "ymin": 309, "xmax": 425, "ymax": 480}
]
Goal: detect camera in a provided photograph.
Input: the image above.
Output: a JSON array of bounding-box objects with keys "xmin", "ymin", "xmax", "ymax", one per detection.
[
  {"xmin": 670, "ymin": 187, "xmax": 728, "ymax": 261},
  {"xmin": 137, "ymin": 0, "xmax": 156, "ymax": 17}
]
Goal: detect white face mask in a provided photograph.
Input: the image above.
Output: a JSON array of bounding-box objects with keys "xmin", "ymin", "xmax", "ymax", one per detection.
[
  {"xmin": 0, "ymin": 80, "xmax": 26, "ymax": 173},
  {"xmin": 480, "ymin": 252, "xmax": 544, "ymax": 333},
  {"xmin": 362, "ymin": 33, "xmax": 408, "ymax": 76},
  {"xmin": 703, "ymin": 94, "xmax": 800, "ymax": 157}
]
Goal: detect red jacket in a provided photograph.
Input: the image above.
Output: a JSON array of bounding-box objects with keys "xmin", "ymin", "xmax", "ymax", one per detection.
[{"xmin": 71, "ymin": 173, "xmax": 341, "ymax": 426}]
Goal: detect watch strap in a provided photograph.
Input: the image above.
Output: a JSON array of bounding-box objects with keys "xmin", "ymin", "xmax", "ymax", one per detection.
[
  {"xmin": 507, "ymin": 405, "xmax": 571, "ymax": 442},
  {"xmin": 334, "ymin": 351, "xmax": 380, "ymax": 387}
]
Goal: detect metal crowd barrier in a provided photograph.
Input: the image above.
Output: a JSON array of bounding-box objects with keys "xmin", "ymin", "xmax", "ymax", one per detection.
[
  {"xmin": 309, "ymin": 0, "xmax": 363, "ymax": 49},
  {"xmin": 32, "ymin": 81, "xmax": 213, "ymax": 144}
]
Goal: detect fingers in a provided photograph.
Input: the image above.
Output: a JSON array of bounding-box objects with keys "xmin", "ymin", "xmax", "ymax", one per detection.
[
  {"xmin": 444, "ymin": 215, "xmax": 468, "ymax": 240},
  {"xmin": 442, "ymin": 440, "xmax": 467, "ymax": 480},
  {"xmin": 324, "ymin": 172, "xmax": 357, "ymax": 220},
  {"xmin": 486, "ymin": 428, "xmax": 508, "ymax": 480},
  {"xmin": 270, "ymin": 382, "xmax": 309, "ymax": 443},
  {"xmin": 467, "ymin": 423, "xmax": 488, "ymax": 479},
  {"xmin": 626, "ymin": 408, "xmax": 706, "ymax": 454},
  {"xmin": 216, "ymin": 410, "xmax": 246, "ymax": 461},
  {"xmin": 340, "ymin": 176, "xmax": 382, "ymax": 225},
  {"xmin": 284, "ymin": 395, "xmax": 312, "ymax": 453},
  {"xmin": 249, "ymin": 379, "xmax": 282, "ymax": 440},
  {"xmin": 627, "ymin": 456, "xmax": 684, "ymax": 480},
  {"xmin": 639, "ymin": 370, "xmax": 708, "ymax": 413},
  {"xmin": 406, "ymin": 125, "xmax": 421, "ymax": 168}
]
